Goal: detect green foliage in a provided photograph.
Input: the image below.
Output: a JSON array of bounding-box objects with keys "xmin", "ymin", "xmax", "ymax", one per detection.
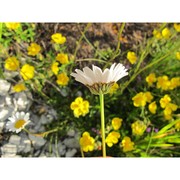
[{"xmin": 1, "ymin": 22, "xmax": 180, "ymax": 157}]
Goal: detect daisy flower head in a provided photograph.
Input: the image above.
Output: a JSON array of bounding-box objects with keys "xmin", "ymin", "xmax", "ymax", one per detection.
[
  {"xmin": 6, "ymin": 112, "xmax": 31, "ymax": 133},
  {"xmin": 71, "ymin": 63, "xmax": 128, "ymax": 95}
]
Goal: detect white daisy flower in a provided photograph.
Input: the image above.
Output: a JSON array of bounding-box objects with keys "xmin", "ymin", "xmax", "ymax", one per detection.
[
  {"xmin": 71, "ymin": 63, "xmax": 128, "ymax": 94},
  {"xmin": 6, "ymin": 112, "xmax": 31, "ymax": 133}
]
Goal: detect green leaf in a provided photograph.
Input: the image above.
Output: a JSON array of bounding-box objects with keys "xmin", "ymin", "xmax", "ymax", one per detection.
[
  {"xmin": 156, "ymin": 119, "xmax": 180, "ymax": 135},
  {"xmin": 167, "ymin": 138, "xmax": 180, "ymax": 144},
  {"xmin": 149, "ymin": 144, "xmax": 173, "ymax": 147}
]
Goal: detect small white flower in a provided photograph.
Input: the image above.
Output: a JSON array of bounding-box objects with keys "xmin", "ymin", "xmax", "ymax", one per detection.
[
  {"xmin": 6, "ymin": 112, "xmax": 31, "ymax": 133},
  {"xmin": 71, "ymin": 63, "xmax": 128, "ymax": 94}
]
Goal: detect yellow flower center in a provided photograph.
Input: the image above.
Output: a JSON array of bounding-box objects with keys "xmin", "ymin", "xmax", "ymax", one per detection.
[{"xmin": 14, "ymin": 119, "xmax": 26, "ymax": 129}]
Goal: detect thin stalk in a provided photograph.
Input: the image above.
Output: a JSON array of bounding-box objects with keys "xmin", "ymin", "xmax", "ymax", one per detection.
[
  {"xmin": 109, "ymin": 23, "xmax": 125, "ymax": 62},
  {"xmin": 73, "ymin": 23, "xmax": 91, "ymax": 60},
  {"xmin": 80, "ymin": 147, "xmax": 85, "ymax": 158},
  {"xmin": 23, "ymin": 128, "xmax": 31, "ymax": 134},
  {"xmin": 55, "ymin": 133, "xmax": 60, "ymax": 157},
  {"xmin": 75, "ymin": 58, "xmax": 108, "ymax": 64},
  {"xmin": 145, "ymin": 127, "xmax": 154, "ymax": 156},
  {"xmin": 99, "ymin": 91, "xmax": 106, "ymax": 157},
  {"xmin": 70, "ymin": 23, "xmax": 92, "ymax": 74},
  {"xmin": 79, "ymin": 25, "xmax": 107, "ymax": 61},
  {"xmin": 120, "ymin": 51, "xmax": 172, "ymax": 94}
]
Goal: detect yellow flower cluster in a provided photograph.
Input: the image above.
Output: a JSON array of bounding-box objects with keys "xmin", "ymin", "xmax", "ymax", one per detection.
[
  {"xmin": 148, "ymin": 101, "xmax": 157, "ymax": 114},
  {"xmin": 80, "ymin": 132, "xmax": 95, "ymax": 152},
  {"xmin": 50, "ymin": 34, "xmax": 69, "ymax": 82},
  {"xmin": 111, "ymin": 117, "xmax": 123, "ymax": 130},
  {"xmin": 153, "ymin": 27, "xmax": 171, "ymax": 39},
  {"xmin": 51, "ymin": 33, "xmax": 66, "ymax": 44},
  {"xmin": 4, "ymin": 56, "xmax": 35, "ymax": 81},
  {"xmin": 4, "ymin": 57, "xmax": 20, "ymax": 71},
  {"xmin": 162, "ymin": 28, "xmax": 171, "ymax": 39},
  {"xmin": 105, "ymin": 131, "xmax": 120, "ymax": 147},
  {"xmin": 121, "ymin": 136, "xmax": 135, "ymax": 152},
  {"xmin": 20, "ymin": 64, "xmax": 35, "ymax": 80},
  {"xmin": 160, "ymin": 94, "xmax": 178, "ymax": 120},
  {"xmin": 174, "ymin": 23, "xmax": 180, "ymax": 32},
  {"xmin": 56, "ymin": 53, "xmax": 69, "ymax": 64},
  {"xmin": 175, "ymin": 121, "xmax": 180, "ymax": 131},
  {"xmin": 132, "ymin": 91, "xmax": 153, "ymax": 107},
  {"xmin": 109, "ymin": 83, "xmax": 119, "ymax": 94},
  {"xmin": 56, "ymin": 73, "xmax": 69, "ymax": 86},
  {"xmin": 127, "ymin": 51, "xmax": 137, "ymax": 64},
  {"xmin": 156, "ymin": 75, "xmax": 170, "ymax": 90},
  {"xmin": 156, "ymin": 75, "xmax": 180, "ymax": 90},
  {"xmin": 51, "ymin": 62, "xmax": 59, "ymax": 75},
  {"xmin": 131, "ymin": 120, "xmax": 147, "ymax": 136},
  {"xmin": 27, "ymin": 43, "xmax": 41, "ymax": 56},
  {"xmin": 13, "ymin": 83, "xmax": 26, "ymax": 92},
  {"xmin": 176, "ymin": 52, "xmax": 180, "ymax": 60},
  {"xmin": 146, "ymin": 73, "xmax": 157, "ymax": 86},
  {"xmin": 5, "ymin": 23, "xmax": 20, "ymax": 30},
  {"xmin": 146, "ymin": 73, "xmax": 180, "ymax": 90},
  {"xmin": 169, "ymin": 77, "xmax": 180, "ymax": 90},
  {"xmin": 153, "ymin": 29, "xmax": 162, "ymax": 39},
  {"xmin": 52, "ymin": 53, "xmax": 70, "ymax": 82},
  {"xmin": 70, "ymin": 97, "xmax": 89, "ymax": 118}
]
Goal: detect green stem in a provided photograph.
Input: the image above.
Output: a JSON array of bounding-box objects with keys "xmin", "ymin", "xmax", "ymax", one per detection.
[
  {"xmin": 120, "ymin": 51, "xmax": 172, "ymax": 94},
  {"xmin": 145, "ymin": 127, "xmax": 154, "ymax": 156},
  {"xmin": 110, "ymin": 23, "xmax": 125, "ymax": 62},
  {"xmin": 80, "ymin": 147, "xmax": 85, "ymax": 158},
  {"xmin": 99, "ymin": 91, "xmax": 106, "ymax": 157}
]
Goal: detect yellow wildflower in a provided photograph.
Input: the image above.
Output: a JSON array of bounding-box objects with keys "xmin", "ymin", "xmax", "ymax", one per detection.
[
  {"xmin": 175, "ymin": 121, "xmax": 180, "ymax": 131},
  {"xmin": 51, "ymin": 62, "xmax": 59, "ymax": 75},
  {"xmin": 109, "ymin": 82, "xmax": 119, "ymax": 94},
  {"xmin": 56, "ymin": 53, "xmax": 69, "ymax": 64},
  {"xmin": 144, "ymin": 91, "xmax": 154, "ymax": 103},
  {"xmin": 132, "ymin": 92, "xmax": 147, "ymax": 107},
  {"xmin": 5, "ymin": 22, "xmax": 20, "ymax": 30},
  {"xmin": 56, "ymin": 73, "xmax": 69, "ymax": 86},
  {"xmin": 127, "ymin": 51, "xmax": 137, "ymax": 64},
  {"xmin": 4, "ymin": 57, "xmax": 20, "ymax": 71},
  {"xmin": 105, "ymin": 131, "xmax": 120, "ymax": 147},
  {"xmin": 176, "ymin": 52, "xmax": 180, "ymax": 60},
  {"xmin": 131, "ymin": 120, "xmax": 147, "ymax": 136},
  {"xmin": 162, "ymin": 28, "xmax": 171, "ymax": 39},
  {"xmin": 121, "ymin": 136, "xmax": 135, "ymax": 152},
  {"xmin": 13, "ymin": 83, "xmax": 26, "ymax": 92},
  {"xmin": 169, "ymin": 77, "xmax": 180, "ymax": 90},
  {"xmin": 174, "ymin": 23, "xmax": 180, "ymax": 32},
  {"xmin": 51, "ymin": 33, "xmax": 66, "ymax": 44},
  {"xmin": 80, "ymin": 132, "xmax": 95, "ymax": 152},
  {"xmin": 146, "ymin": 73, "xmax": 156, "ymax": 86},
  {"xmin": 132, "ymin": 91, "xmax": 153, "ymax": 107},
  {"xmin": 112, "ymin": 117, "xmax": 123, "ymax": 130},
  {"xmin": 148, "ymin": 101, "xmax": 157, "ymax": 114},
  {"xmin": 156, "ymin": 75, "xmax": 171, "ymax": 90},
  {"xmin": 153, "ymin": 29, "xmax": 162, "ymax": 39},
  {"xmin": 160, "ymin": 94, "xmax": 171, "ymax": 108},
  {"xmin": 163, "ymin": 107, "xmax": 172, "ymax": 120},
  {"xmin": 70, "ymin": 97, "xmax": 89, "ymax": 118},
  {"xmin": 162, "ymin": 100, "xmax": 178, "ymax": 120},
  {"xmin": 166, "ymin": 103, "xmax": 178, "ymax": 112},
  {"xmin": 27, "ymin": 43, "xmax": 41, "ymax": 56},
  {"xmin": 20, "ymin": 64, "xmax": 35, "ymax": 80}
]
